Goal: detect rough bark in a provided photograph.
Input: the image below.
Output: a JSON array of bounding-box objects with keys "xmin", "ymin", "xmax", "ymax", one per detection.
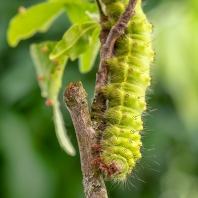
[{"xmin": 63, "ymin": 82, "xmax": 107, "ymax": 198}]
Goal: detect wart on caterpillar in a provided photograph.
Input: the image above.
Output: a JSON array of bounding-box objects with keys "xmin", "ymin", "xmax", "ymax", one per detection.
[
  {"xmin": 56, "ymin": 66, "xmax": 61, "ymax": 71},
  {"xmin": 129, "ymin": 67, "xmax": 133, "ymax": 72},
  {"xmin": 125, "ymin": 93, "xmax": 130, "ymax": 97}
]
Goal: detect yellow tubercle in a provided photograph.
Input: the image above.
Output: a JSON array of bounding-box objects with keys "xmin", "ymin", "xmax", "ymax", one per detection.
[
  {"xmin": 135, "ymin": 152, "xmax": 142, "ymax": 159},
  {"xmin": 50, "ymin": 74, "xmax": 55, "ymax": 79},
  {"xmin": 137, "ymin": 0, "xmax": 142, "ymax": 4},
  {"xmin": 148, "ymin": 23, "xmax": 153, "ymax": 29}
]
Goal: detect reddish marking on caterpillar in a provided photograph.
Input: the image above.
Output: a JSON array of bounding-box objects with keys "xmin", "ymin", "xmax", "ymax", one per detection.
[
  {"xmin": 91, "ymin": 157, "xmax": 102, "ymax": 164},
  {"xmin": 100, "ymin": 163, "xmax": 108, "ymax": 170},
  {"xmin": 106, "ymin": 172, "xmax": 111, "ymax": 179},
  {"xmin": 99, "ymin": 164, "xmax": 108, "ymax": 173},
  {"xmin": 92, "ymin": 144, "xmax": 102, "ymax": 151},
  {"xmin": 125, "ymin": 94, "xmax": 129, "ymax": 97},
  {"xmin": 129, "ymin": 68, "xmax": 133, "ymax": 72},
  {"xmin": 106, "ymin": 163, "xmax": 120, "ymax": 179},
  {"xmin": 56, "ymin": 66, "xmax": 61, "ymax": 71},
  {"xmin": 98, "ymin": 162, "xmax": 121, "ymax": 180}
]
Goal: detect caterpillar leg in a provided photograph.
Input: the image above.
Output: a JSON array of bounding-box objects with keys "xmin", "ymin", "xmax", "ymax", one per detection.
[
  {"xmin": 92, "ymin": 144, "xmax": 103, "ymax": 151},
  {"xmin": 92, "ymin": 157, "xmax": 121, "ymax": 179},
  {"xmin": 100, "ymin": 162, "xmax": 121, "ymax": 180},
  {"xmin": 91, "ymin": 157, "xmax": 102, "ymax": 164}
]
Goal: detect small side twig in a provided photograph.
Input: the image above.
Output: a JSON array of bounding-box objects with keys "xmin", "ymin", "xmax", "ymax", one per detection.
[{"xmin": 63, "ymin": 82, "xmax": 107, "ymax": 198}]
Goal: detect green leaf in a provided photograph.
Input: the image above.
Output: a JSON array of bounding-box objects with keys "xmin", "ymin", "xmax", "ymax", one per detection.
[
  {"xmin": 47, "ymin": 0, "xmax": 98, "ymax": 23},
  {"xmin": 53, "ymin": 101, "xmax": 76, "ymax": 156},
  {"xmin": 7, "ymin": 2, "xmax": 64, "ymax": 47},
  {"xmin": 65, "ymin": 2, "xmax": 99, "ymax": 24},
  {"xmin": 79, "ymin": 27, "xmax": 100, "ymax": 73},
  {"xmin": 50, "ymin": 22, "xmax": 99, "ymax": 61},
  {"xmin": 30, "ymin": 41, "xmax": 75, "ymax": 156},
  {"xmin": 48, "ymin": 0, "xmax": 90, "ymax": 2},
  {"xmin": 30, "ymin": 41, "xmax": 67, "ymax": 102}
]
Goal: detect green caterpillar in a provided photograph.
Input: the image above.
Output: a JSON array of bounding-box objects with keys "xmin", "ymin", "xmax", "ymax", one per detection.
[{"xmin": 93, "ymin": 0, "xmax": 154, "ymax": 181}]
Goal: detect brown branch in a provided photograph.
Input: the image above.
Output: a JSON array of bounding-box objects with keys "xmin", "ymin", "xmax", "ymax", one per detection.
[
  {"xmin": 90, "ymin": 0, "xmax": 138, "ymax": 142},
  {"xmin": 102, "ymin": 0, "xmax": 138, "ymax": 59},
  {"xmin": 63, "ymin": 82, "xmax": 107, "ymax": 198}
]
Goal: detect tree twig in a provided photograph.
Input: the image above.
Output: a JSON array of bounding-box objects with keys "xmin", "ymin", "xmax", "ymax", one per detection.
[
  {"xmin": 63, "ymin": 82, "xmax": 107, "ymax": 198},
  {"xmin": 102, "ymin": 0, "xmax": 138, "ymax": 59},
  {"xmin": 91, "ymin": 0, "xmax": 138, "ymax": 143}
]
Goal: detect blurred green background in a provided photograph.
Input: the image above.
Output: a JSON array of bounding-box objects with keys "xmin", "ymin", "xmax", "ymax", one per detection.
[{"xmin": 1, "ymin": 0, "xmax": 198, "ymax": 198}]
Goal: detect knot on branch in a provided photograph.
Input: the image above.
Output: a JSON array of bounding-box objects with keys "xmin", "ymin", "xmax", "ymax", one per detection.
[{"xmin": 64, "ymin": 81, "xmax": 87, "ymax": 108}]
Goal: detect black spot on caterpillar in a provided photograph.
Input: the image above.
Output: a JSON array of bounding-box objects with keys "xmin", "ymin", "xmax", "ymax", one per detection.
[{"xmin": 93, "ymin": 0, "xmax": 154, "ymax": 181}]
